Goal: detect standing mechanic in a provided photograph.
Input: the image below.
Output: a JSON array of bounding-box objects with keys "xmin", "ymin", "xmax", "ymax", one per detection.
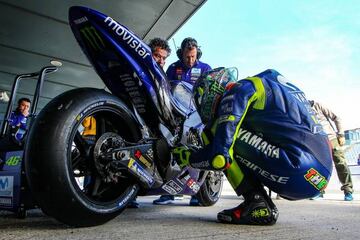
[
  {"xmin": 166, "ymin": 37, "xmax": 211, "ymax": 84},
  {"xmin": 174, "ymin": 67, "xmax": 333, "ymax": 225},
  {"xmin": 309, "ymin": 100, "xmax": 353, "ymax": 201}
]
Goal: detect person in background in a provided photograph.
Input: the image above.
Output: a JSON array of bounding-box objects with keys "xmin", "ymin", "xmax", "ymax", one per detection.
[
  {"xmin": 309, "ymin": 100, "xmax": 354, "ymax": 201},
  {"xmin": 126, "ymin": 37, "xmax": 172, "ymax": 208},
  {"xmin": 0, "ymin": 97, "xmax": 31, "ymax": 153},
  {"xmin": 8, "ymin": 97, "xmax": 31, "ymax": 143},
  {"xmin": 173, "ymin": 67, "xmax": 333, "ymax": 225},
  {"xmin": 153, "ymin": 37, "xmax": 211, "ymax": 206},
  {"xmin": 166, "ymin": 37, "xmax": 211, "ymax": 84},
  {"xmin": 148, "ymin": 37, "xmax": 171, "ymax": 68}
]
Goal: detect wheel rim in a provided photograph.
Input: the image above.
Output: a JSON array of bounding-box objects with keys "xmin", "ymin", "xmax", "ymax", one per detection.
[
  {"xmin": 205, "ymin": 171, "xmax": 223, "ymax": 199},
  {"xmin": 68, "ymin": 108, "xmax": 139, "ymax": 205}
]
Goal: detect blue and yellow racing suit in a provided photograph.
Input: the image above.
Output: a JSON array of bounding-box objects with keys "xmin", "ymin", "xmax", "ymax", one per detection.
[{"xmin": 189, "ymin": 69, "xmax": 333, "ymax": 200}]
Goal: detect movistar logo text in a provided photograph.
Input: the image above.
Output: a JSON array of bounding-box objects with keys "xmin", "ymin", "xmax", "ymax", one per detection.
[{"xmin": 104, "ymin": 17, "xmax": 150, "ymax": 59}]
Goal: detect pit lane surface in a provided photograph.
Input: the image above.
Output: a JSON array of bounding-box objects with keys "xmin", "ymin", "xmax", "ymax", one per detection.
[{"xmin": 0, "ymin": 194, "xmax": 359, "ymax": 240}]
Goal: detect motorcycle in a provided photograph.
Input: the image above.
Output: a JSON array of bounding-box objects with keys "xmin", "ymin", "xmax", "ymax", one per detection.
[{"xmin": 25, "ymin": 6, "xmax": 223, "ymax": 227}]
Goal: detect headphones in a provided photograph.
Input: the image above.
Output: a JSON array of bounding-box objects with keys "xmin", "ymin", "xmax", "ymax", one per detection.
[{"xmin": 176, "ymin": 37, "xmax": 202, "ymax": 60}]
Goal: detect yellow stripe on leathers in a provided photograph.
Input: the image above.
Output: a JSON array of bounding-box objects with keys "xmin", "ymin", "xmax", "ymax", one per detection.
[{"xmin": 225, "ymin": 77, "xmax": 266, "ymax": 189}]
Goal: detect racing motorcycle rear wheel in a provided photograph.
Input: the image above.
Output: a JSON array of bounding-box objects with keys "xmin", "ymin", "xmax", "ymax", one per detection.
[{"xmin": 25, "ymin": 88, "xmax": 142, "ymax": 227}]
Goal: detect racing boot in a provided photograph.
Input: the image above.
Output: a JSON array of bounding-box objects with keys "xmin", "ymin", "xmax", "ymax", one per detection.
[{"xmin": 217, "ymin": 190, "xmax": 279, "ymax": 225}]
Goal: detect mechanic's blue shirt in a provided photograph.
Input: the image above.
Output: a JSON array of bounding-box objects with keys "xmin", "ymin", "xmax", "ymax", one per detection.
[
  {"xmin": 166, "ymin": 60, "xmax": 211, "ymax": 84},
  {"xmin": 190, "ymin": 69, "xmax": 333, "ymax": 199}
]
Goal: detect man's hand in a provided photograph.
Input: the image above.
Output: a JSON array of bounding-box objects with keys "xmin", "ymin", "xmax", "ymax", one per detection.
[
  {"xmin": 172, "ymin": 146, "xmax": 191, "ymax": 168},
  {"xmin": 338, "ymin": 135, "xmax": 345, "ymax": 146}
]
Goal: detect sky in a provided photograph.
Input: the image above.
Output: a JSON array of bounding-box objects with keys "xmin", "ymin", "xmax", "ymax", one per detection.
[{"xmin": 165, "ymin": 0, "xmax": 360, "ymax": 130}]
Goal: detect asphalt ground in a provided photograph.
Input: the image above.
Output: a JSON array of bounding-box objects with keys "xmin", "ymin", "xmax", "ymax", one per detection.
[
  {"xmin": 1, "ymin": 172, "xmax": 359, "ymax": 240},
  {"xmin": 0, "ymin": 192, "xmax": 359, "ymax": 240}
]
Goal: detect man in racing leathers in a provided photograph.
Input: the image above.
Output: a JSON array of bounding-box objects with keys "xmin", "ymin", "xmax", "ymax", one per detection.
[
  {"xmin": 0, "ymin": 97, "xmax": 31, "ymax": 153},
  {"xmin": 174, "ymin": 67, "xmax": 333, "ymax": 225}
]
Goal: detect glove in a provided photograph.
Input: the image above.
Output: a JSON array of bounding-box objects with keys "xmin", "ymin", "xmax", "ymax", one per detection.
[
  {"xmin": 337, "ymin": 135, "xmax": 345, "ymax": 146},
  {"xmin": 172, "ymin": 146, "xmax": 192, "ymax": 168}
]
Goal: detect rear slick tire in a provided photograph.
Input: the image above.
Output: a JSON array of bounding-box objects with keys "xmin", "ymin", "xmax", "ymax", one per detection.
[{"xmin": 25, "ymin": 88, "xmax": 142, "ymax": 227}]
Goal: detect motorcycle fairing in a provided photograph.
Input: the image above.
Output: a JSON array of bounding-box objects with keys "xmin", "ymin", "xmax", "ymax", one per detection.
[{"xmin": 68, "ymin": 6, "xmax": 187, "ymax": 131}]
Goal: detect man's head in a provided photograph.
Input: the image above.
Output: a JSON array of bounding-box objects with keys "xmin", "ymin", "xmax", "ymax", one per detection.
[
  {"xmin": 17, "ymin": 97, "xmax": 31, "ymax": 116},
  {"xmin": 193, "ymin": 67, "xmax": 238, "ymax": 123},
  {"xmin": 177, "ymin": 37, "xmax": 202, "ymax": 68},
  {"xmin": 148, "ymin": 38, "xmax": 171, "ymax": 68}
]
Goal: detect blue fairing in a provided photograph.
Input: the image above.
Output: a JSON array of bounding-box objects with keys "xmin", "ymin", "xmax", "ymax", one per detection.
[{"xmin": 69, "ymin": 6, "xmax": 186, "ymax": 130}]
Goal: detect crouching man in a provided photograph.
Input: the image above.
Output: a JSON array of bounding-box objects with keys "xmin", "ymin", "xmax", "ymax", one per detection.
[{"xmin": 173, "ymin": 67, "xmax": 333, "ymax": 225}]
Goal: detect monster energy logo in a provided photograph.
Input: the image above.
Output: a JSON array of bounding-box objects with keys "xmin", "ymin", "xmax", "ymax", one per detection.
[
  {"xmin": 80, "ymin": 26, "xmax": 105, "ymax": 51},
  {"xmin": 209, "ymin": 81, "xmax": 225, "ymax": 94}
]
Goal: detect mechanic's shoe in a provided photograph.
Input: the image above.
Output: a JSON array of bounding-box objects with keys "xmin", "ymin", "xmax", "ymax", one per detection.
[
  {"xmin": 127, "ymin": 199, "xmax": 140, "ymax": 208},
  {"xmin": 153, "ymin": 195, "xmax": 174, "ymax": 205},
  {"xmin": 217, "ymin": 193, "xmax": 278, "ymax": 225},
  {"xmin": 344, "ymin": 192, "xmax": 353, "ymax": 201},
  {"xmin": 310, "ymin": 192, "xmax": 324, "ymax": 200},
  {"xmin": 189, "ymin": 196, "xmax": 200, "ymax": 206},
  {"xmin": 174, "ymin": 195, "xmax": 184, "ymax": 200}
]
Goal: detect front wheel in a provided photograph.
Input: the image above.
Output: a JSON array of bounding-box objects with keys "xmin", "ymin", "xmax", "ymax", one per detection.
[
  {"xmin": 25, "ymin": 88, "xmax": 142, "ymax": 227},
  {"xmin": 196, "ymin": 171, "xmax": 223, "ymax": 206}
]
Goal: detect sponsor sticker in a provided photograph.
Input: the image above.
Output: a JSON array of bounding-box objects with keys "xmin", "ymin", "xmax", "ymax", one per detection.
[
  {"xmin": 0, "ymin": 197, "xmax": 12, "ymax": 206},
  {"xmin": 0, "ymin": 176, "xmax": 14, "ymax": 197},
  {"xmin": 134, "ymin": 150, "xmax": 152, "ymax": 168},
  {"xmin": 304, "ymin": 168, "xmax": 328, "ymax": 191},
  {"xmin": 5, "ymin": 156, "xmax": 22, "ymax": 166},
  {"xmin": 176, "ymin": 68, "xmax": 183, "ymax": 75},
  {"xmin": 73, "ymin": 16, "xmax": 88, "ymax": 25},
  {"xmin": 104, "ymin": 17, "xmax": 150, "ymax": 59},
  {"xmin": 128, "ymin": 159, "xmax": 154, "ymax": 185},
  {"xmin": 191, "ymin": 68, "xmax": 201, "ymax": 75},
  {"xmin": 186, "ymin": 179, "xmax": 200, "ymax": 193},
  {"xmin": 162, "ymin": 180, "xmax": 182, "ymax": 195}
]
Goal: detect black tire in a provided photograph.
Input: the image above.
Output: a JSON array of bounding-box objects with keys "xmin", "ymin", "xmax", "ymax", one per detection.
[
  {"xmin": 196, "ymin": 171, "xmax": 223, "ymax": 206},
  {"xmin": 25, "ymin": 88, "xmax": 142, "ymax": 227}
]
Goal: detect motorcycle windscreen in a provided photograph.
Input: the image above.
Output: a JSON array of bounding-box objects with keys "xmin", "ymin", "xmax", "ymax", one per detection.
[{"xmin": 68, "ymin": 6, "xmax": 183, "ymax": 129}]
